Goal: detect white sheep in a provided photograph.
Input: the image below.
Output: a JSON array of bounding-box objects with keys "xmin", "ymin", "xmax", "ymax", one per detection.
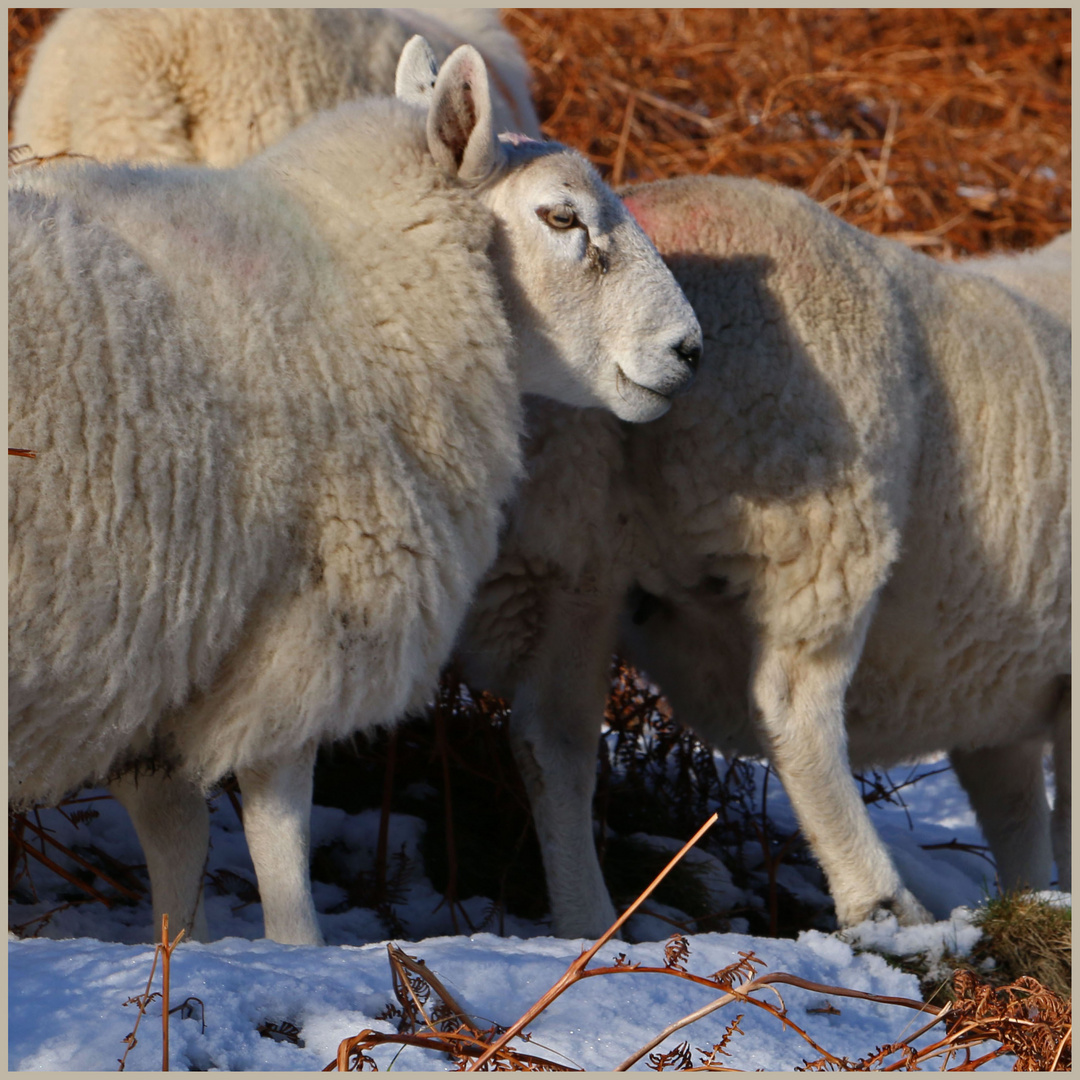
[
  {"xmin": 8, "ymin": 43, "xmax": 702, "ymax": 946},
  {"xmin": 12, "ymin": 7, "xmax": 541, "ymax": 168},
  {"xmin": 460, "ymin": 174, "xmax": 1070, "ymax": 936}
]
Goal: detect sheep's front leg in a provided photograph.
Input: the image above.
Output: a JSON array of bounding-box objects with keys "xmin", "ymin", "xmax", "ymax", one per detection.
[
  {"xmin": 236, "ymin": 741, "xmax": 324, "ymax": 945},
  {"xmin": 752, "ymin": 627, "xmax": 931, "ymax": 927},
  {"xmin": 110, "ymin": 771, "xmax": 210, "ymax": 942},
  {"xmin": 510, "ymin": 589, "xmax": 621, "ymax": 939}
]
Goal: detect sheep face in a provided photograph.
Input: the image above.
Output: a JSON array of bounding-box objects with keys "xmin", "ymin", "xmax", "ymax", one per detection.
[
  {"xmin": 413, "ymin": 40, "xmax": 702, "ymax": 424},
  {"xmin": 482, "ymin": 143, "xmax": 703, "ymax": 422}
]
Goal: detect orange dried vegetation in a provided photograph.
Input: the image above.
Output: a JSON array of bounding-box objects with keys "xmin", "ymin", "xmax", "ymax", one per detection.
[{"xmin": 505, "ymin": 8, "xmax": 1071, "ymax": 255}]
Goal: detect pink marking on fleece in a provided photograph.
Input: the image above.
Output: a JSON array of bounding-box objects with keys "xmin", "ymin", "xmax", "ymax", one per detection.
[{"xmin": 623, "ymin": 194, "xmax": 716, "ymax": 254}]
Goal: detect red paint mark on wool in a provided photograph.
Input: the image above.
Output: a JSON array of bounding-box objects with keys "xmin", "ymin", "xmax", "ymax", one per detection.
[
  {"xmin": 621, "ymin": 195, "xmax": 652, "ymax": 236},
  {"xmin": 623, "ymin": 195, "xmax": 712, "ymax": 254}
]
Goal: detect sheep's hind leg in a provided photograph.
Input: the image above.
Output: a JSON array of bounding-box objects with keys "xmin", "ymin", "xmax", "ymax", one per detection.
[
  {"xmin": 949, "ymin": 738, "xmax": 1053, "ymax": 895},
  {"xmin": 236, "ymin": 741, "xmax": 325, "ymax": 945},
  {"xmin": 110, "ymin": 770, "xmax": 210, "ymax": 942},
  {"xmin": 752, "ymin": 624, "xmax": 932, "ymax": 928},
  {"xmin": 509, "ymin": 588, "xmax": 621, "ymax": 940}
]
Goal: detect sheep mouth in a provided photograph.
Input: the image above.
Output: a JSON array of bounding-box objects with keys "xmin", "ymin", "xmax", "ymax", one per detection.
[{"xmin": 615, "ymin": 365, "xmax": 670, "ymax": 407}]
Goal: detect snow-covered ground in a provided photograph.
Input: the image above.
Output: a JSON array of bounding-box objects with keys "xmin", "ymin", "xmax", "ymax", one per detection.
[{"xmin": 8, "ymin": 755, "xmax": 1066, "ymax": 1070}]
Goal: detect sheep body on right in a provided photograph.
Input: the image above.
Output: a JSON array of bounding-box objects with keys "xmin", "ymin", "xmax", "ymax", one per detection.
[
  {"xmin": 461, "ymin": 174, "xmax": 1070, "ymax": 937},
  {"xmin": 12, "ymin": 7, "xmax": 541, "ymax": 167}
]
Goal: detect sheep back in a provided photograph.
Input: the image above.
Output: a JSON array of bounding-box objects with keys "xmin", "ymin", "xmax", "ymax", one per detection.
[
  {"xmin": 13, "ymin": 8, "xmax": 539, "ymax": 168},
  {"xmin": 621, "ymin": 175, "xmax": 925, "ymax": 649},
  {"xmin": 962, "ymin": 231, "xmax": 1071, "ymax": 325},
  {"xmin": 9, "ymin": 98, "xmax": 523, "ymax": 805}
]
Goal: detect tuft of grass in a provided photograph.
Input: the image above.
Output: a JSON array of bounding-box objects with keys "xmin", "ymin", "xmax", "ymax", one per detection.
[
  {"xmin": 850, "ymin": 892, "xmax": 1072, "ymax": 1007},
  {"xmin": 971, "ymin": 892, "xmax": 1071, "ymax": 1000}
]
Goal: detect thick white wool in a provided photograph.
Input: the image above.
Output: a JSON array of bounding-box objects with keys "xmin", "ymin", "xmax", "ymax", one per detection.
[
  {"xmin": 963, "ymin": 230, "xmax": 1071, "ymax": 324},
  {"xmin": 461, "ymin": 174, "xmax": 1070, "ymax": 935},
  {"xmin": 9, "ymin": 97, "xmax": 522, "ymax": 808},
  {"xmin": 12, "ymin": 8, "xmax": 541, "ymax": 167}
]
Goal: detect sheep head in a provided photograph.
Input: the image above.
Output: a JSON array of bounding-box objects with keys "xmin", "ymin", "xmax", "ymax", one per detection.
[{"xmin": 409, "ymin": 40, "xmax": 703, "ymax": 423}]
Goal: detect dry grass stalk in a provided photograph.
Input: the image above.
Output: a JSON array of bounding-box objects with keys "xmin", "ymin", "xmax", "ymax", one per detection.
[
  {"xmin": 115, "ymin": 911, "xmax": 184, "ymax": 1071},
  {"xmin": 8, "ymin": 447, "xmax": 36, "ymax": 457},
  {"xmin": 117, "ymin": 915, "xmax": 185, "ymax": 1071}
]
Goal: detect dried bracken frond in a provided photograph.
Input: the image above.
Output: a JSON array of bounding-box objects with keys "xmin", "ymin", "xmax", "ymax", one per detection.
[
  {"xmin": 647, "ymin": 1040, "xmax": 694, "ymax": 1071},
  {"xmin": 945, "ymin": 970, "xmax": 1071, "ymax": 1071},
  {"xmin": 710, "ymin": 951, "xmax": 766, "ymax": 990},
  {"xmin": 664, "ymin": 933, "xmax": 692, "ymax": 972},
  {"xmin": 695, "ymin": 1014, "xmax": 746, "ymax": 1068}
]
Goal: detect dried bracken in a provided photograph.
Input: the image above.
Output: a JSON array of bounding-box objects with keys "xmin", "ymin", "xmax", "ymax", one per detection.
[
  {"xmin": 9, "ymin": 795, "xmax": 147, "ymax": 935},
  {"xmin": 326, "ymin": 836, "xmax": 1070, "ymax": 1071},
  {"xmin": 503, "ymin": 8, "xmax": 1070, "ymax": 256},
  {"xmin": 11, "ymin": 10, "xmax": 1069, "ymax": 255}
]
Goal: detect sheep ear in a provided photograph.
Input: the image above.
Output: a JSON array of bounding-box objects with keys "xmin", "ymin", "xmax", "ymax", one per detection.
[
  {"xmin": 395, "ymin": 35, "xmax": 438, "ymax": 107},
  {"xmin": 427, "ymin": 44, "xmax": 505, "ymax": 186}
]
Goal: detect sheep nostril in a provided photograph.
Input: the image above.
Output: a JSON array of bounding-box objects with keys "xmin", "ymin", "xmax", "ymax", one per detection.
[{"xmin": 675, "ymin": 337, "xmax": 702, "ymax": 371}]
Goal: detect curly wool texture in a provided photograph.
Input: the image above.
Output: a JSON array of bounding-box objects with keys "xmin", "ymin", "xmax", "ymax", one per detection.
[
  {"xmin": 8, "ymin": 97, "xmax": 524, "ymax": 809},
  {"xmin": 12, "ymin": 7, "xmax": 541, "ymax": 167}
]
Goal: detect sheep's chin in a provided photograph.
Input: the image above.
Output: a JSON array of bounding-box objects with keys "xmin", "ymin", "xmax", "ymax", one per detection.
[{"xmin": 611, "ymin": 365, "xmax": 673, "ymax": 423}]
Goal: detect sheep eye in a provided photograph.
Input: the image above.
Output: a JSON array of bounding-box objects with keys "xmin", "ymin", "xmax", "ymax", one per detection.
[{"xmin": 539, "ymin": 205, "xmax": 577, "ymax": 230}]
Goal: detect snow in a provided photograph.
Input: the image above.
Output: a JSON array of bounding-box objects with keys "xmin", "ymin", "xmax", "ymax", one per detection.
[{"xmin": 8, "ymin": 756, "xmax": 1068, "ymax": 1071}]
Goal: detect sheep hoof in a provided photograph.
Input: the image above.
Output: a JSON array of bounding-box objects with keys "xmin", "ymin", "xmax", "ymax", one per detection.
[{"xmin": 870, "ymin": 889, "xmax": 933, "ymax": 926}]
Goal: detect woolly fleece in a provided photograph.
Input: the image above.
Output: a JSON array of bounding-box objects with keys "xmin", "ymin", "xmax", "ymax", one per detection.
[
  {"xmin": 9, "ymin": 96, "xmax": 522, "ymax": 808},
  {"xmin": 12, "ymin": 8, "xmax": 541, "ymax": 167}
]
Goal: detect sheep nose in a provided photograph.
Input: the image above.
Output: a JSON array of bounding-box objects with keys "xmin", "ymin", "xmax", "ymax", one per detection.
[{"xmin": 674, "ymin": 335, "xmax": 702, "ymax": 371}]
